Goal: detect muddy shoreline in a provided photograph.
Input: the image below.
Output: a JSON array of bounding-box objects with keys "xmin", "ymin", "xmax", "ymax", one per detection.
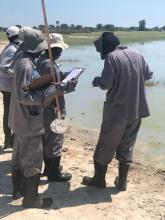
[{"xmin": 0, "ymin": 108, "xmax": 165, "ymax": 219}]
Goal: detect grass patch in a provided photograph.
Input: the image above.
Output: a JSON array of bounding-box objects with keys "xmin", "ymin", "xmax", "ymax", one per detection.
[
  {"xmin": 63, "ymin": 31, "xmax": 165, "ymax": 46},
  {"xmin": 0, "ymin": 32, "xmax": 7, "ymax": 42},
  {"xmin": 145, "ymin": 80, "xmax": 159, "ymax": 87},
  {"xmin": 145, "ymin": 80, "xmax": 165, "ymax": 87},
  {"xmin": 1, "ymin": 31, "xmax": 165, "ymax": 46},
  {"xmin": 59, "ymin": 58, "xmax": 80, "ymax": 63}
]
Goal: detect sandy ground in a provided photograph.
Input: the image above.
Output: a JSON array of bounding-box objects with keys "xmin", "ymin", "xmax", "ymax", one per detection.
[
  {"xmin": 0, "ymin": 43, "xmax": 7, "ymax": 49},
  {"xmin": 0, "ymin": 44, "xmax": 165, "ymax": 219},
  {"xmin": 0, "ymin": 93, "xmax": 164, "ymax": 220}
]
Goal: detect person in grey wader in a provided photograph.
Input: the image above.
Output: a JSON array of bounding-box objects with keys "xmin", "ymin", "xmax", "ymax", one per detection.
[
  {"xmin": 37, "ymin": 33, "xmax": 77, "ymax": 182},
  {"xmin": 8, "ymin": 29, "xmax": 61, "ymax": 208},
  {"xmin": 0, "ymin": 26, "xmax": 21, "ymax": 149},
  {"xmin": 82, "ymin": 32, "xmax": 153, "ymax": 191}
]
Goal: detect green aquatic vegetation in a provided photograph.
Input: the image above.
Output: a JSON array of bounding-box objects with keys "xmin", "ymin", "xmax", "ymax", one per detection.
[
  {"xmin": 147, "ymin": 140, "xmax": 164, "ymax": 151},
  {"xmin": 0, "ymin": 32, "xmax": 7, "ymax": 42},
  {"xmin": 1, "ymin": 31, "xmax": 165, "ymax": 46},
  {"xmin": 63, "ymin": 31, "xmax": 165, "ymax": 46},
  {"xmin": 145, "ymin": 80, "xmax": 159, "ymax": 87},
  {"xmin": 145, "ymin": 80, "xmax": 165, "ymax": 87},
  {"xmin": 59, "ymin": 58, "xmax": 80, "ymax": 63}
]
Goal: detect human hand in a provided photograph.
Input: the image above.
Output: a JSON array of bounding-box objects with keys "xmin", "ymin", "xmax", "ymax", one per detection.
[
  {"xmin": 92, "ymin": 77, "xmax": 100, "ymax": 87},
  {"xmin": 69, "ymin": 78, "xmax": 78, "ymax": 86}
]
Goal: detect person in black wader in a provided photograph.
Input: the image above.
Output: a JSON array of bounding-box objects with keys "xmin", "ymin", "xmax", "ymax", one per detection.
[
  {"xmin": 37, "ymin": 33, "xmax": 77, "ymax": 182},
  {"xmin": 82, "ymin": 31, "xmax": 153, "ymax": 191},
  {"xmin": 9, "ymin": 28, "xmax": 63, "ymax": 208}
]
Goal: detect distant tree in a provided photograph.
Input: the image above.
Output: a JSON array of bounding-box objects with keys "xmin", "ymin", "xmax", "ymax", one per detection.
[
  {"xmin": 96, "ymin": 23, "xmax": 103, "ymax": 30},
  {"xmin": 152, "ymin": 26, "xmax": 160, "ymax": 31},
  {"xmin": 128, "ymin": 26, "xmax": 138, "ymax": 31},
  {"xmin": 16, "ymin": 24, "xmax": 22, "ymax": 29},
  {"xmin": 70, "ymin": 24, "xmax": 75, "ymax": 28},
  {"xmin": 75, "ymin": 25, "xmax": 83, "ymax": 31},
  {"xmin": 83, "ymin": 27, "xmax": 92, "ymax": 33},
  {"xmin": 49, "ymin": 24, "xmax": 56, "ymax": 32},
  {"xmin": 56, "ymin": 20, "xmax": 60, "ymax": 27},
  {"xmin": 32, "ymin": 26, "xmax": 39, "ymax": 30},
  {"xmin": 103, "ymin": 24, "xmax": 115, "ymax": 31},
  {"xmin": 0, "ymin": 26, "xmax": 5, "ymax": 32},
  {"xmin": 117, "ymin": 26, "xmax": 126, "ymax": 31},
  {"xmin": 139, "ymin": 19, "xmax": 146, "ymax": 31},
  {"xmin": 161, "ymin": 26, "xmax": 165, "ymax": 31},
  {"xmin": 38, "ymin": 24, "xmax": 45, "ymax": 31},
  {"xmin": 60, "ymin": 23, "xmax": 68, "ymax": 29},
  {"xmin": 87, "ymin": 27, "xmax": 95, "ymax": 32}
]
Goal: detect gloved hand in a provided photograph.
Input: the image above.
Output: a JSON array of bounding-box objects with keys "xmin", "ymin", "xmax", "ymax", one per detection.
[
  {"xmin": 60, "ymin": 78, "xmax": 78, "ymax": 93},
  {"xmin": 92, "ymin": 77, "xmax": 100, "ymax": 87},
  {"xmin": 60, "ymin": 71, "xmax": 69, "ymax": 81},
  {"xmin": 41, "ymin": 83, "xmax": 62, "ymax": 108},
  {"xmin": 69, "ymin": 78, "xmax": 78, "ymax": 87}
]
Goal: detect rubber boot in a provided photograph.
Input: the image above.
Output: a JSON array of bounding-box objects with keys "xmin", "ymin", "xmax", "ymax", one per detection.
[
  {"xmin": 41, "ymin": 157, "xmax": 63, "ymax": 177},
  {"xmin": 114, "ymin": 162, "xmax": 130, "ymax": 191},
  {"xmin": 82, "ymin": 160, "xmax": 107, "ymax": 188},
  {"xmin": 47, "ymin": 157, "xmax": 72, "ymax": 182},
  {"xmin": 22, "ymin": 174, "xmax": 53, "ymax": 208},
  {"xmin": 12, "ymin": 169, "xmax": 23, "ymax": 200},
  {"xmin": 41, "ymin": 156, "xmax": 48, "ymax": 177}
]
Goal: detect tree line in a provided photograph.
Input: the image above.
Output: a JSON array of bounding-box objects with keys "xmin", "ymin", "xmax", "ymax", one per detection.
[{"xmin": 1, "ymin": 20, "xmax": 165, "ymax": 34}]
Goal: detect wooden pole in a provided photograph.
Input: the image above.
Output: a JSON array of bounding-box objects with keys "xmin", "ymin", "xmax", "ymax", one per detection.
[{"xmin": 41, "ymin": 0, "xmax": 61, "ymax": 117}]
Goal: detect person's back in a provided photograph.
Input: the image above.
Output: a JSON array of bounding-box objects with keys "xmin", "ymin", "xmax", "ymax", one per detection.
[
  {"xmin": 105, "ymin": 47, "xmax": 152, "ymax": 121},
  {"xmin": 0, "ymin": 26, "xmax": 21, "ymax": 92},
  {"xmin": 83, "ymin": 32, "xmax": 153, "ymax": 191},
  {"xmin": 0, "ymin": 43, "xmax": 18, "ymax": 70},
  {"xmin": 9, "ymin": 55, "xmax": 45, "ymax": 137},
  {"xmin": 0, "ymin": 25, "xmax": 21, "ymax": 148},
  {"xmin": 9, "ymin": 28, "xmax": 63, "ymax": 209},
  {"xmin": 36, "ymin": 39, "xmax": 72, "ymax": 182},
  {"xmin": 37, "ymin": 55, "xmax": 66, "ymax": 123}
]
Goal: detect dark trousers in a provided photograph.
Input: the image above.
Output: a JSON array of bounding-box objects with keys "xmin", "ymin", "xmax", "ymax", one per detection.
[
  {"xmin": 1, "ymin": 91, "xmax": 12, "ymax": 145},
  {"xmin": 94, "ymin": 118, "xmax": 141, "ymax": 165},
  {"xmin": 12, "ymin": 135, "xmax": 43, "ymax": 177}
]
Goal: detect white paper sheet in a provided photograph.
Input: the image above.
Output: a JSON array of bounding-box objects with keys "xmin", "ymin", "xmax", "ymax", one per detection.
[{"xmin": 62, "ymin": 68, "xmax": 85, "ymax": 84}]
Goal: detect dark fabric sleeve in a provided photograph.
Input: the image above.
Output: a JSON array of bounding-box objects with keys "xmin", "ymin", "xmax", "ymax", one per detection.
[
  {"xmin": 59, "ymin": 95, "xmax": 66, "ymax": 119},
  {"xmin": 0, "ymin": 47, "xmax": 17, "ymax": 72},
  {"xmin": 16, "ymin": 62, "xmax": 61, "ymax": 106},
  {"xmin": 94, "ymin": 56, "xmax": 115, "ymax": 90},
  {"xmin": 40, "ymin": 61, "xmax": 61, "ymax": 83},
  {"xmin": 60, "ymin": 71, "xmax": 69, "ymax": 81},
  {"xmin": 40, "ymin": 61, "xmax": 51, "ymax": 76},
  {"xmin": 143, "ymin": 59, "xmax": 153, "ymax": 81}
]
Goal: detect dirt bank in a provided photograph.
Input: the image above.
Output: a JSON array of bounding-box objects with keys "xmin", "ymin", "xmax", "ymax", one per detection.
[{"xmin": 0, "ymin": 93, "xmax": 164, "ymax": 219}]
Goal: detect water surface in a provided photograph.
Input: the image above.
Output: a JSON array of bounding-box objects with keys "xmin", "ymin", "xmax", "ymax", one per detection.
[{"xmin": 59, "ymin": 41, "xmax": 165, "ymax": 168}]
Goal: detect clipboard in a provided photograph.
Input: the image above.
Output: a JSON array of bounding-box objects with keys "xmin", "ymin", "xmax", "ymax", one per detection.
[{"xmin": 62, "ymin": 68, "xmax": 85, "ymax": 84}]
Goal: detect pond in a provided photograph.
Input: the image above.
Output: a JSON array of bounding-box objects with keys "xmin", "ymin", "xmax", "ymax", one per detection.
[{"xmin": 59, "ymin": 41, "xmax": 165, "ymax": 168}]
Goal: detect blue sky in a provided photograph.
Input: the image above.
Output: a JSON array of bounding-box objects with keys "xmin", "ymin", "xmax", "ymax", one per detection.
[{"xmin": 0, "ymin": 0, "xmax": 164, "ymax": 28}]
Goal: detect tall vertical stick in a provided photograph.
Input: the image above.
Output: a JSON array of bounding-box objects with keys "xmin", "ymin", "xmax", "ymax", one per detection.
[{"xmin": 41, "ymin": 0, "xmax": 61, "ymax": 117}]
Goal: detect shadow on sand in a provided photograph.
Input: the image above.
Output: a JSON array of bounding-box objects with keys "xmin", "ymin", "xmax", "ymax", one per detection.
[
  {"xmin": 0, "ymin": 152, "xmax": 119, "ymax": 218},
  {"xmin": 0, "ymin": 155, "xmax": 23, "ymax": 219},
  {"xmin": 42, "ymin": 181, "xmax": 118, "ymax": 210}
]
